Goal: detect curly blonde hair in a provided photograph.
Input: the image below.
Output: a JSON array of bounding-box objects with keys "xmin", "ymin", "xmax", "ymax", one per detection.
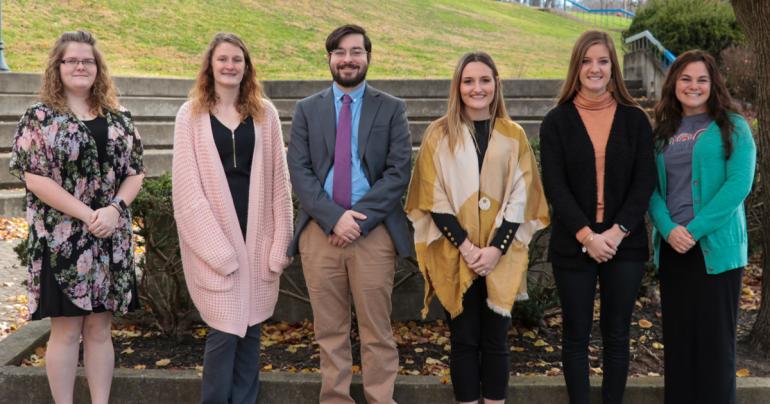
[
  {"xmin": 39, "ymin": 30, "xmax": 119, "ymax": 115},
  {"xmin": 190, "ymin": 32, "xmax": 264, "ymax": 121}
]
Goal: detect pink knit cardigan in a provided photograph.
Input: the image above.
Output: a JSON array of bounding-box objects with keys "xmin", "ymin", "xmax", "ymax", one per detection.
[{"xmin": 172, "ymin": 100, "xmax": 293, "ymax": 337}]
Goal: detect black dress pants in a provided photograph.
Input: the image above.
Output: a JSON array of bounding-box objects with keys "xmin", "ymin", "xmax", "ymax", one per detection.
[
  {"xmin": 659, "ymin": 241, "xmax": 743, "ymax": 404},
  {"xmin": 446, "ymin": 277, "xmax": 512, "ymax": 402},
  {"xmin": 201, "ymin": 324, "xmax": 262, "ymax": 404},
  {"xmin": 553, "ymin": 259, "xmax": 645, "ymax": 404}
]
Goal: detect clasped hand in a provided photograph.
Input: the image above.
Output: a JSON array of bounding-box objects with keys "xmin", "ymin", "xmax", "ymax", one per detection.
[
  {"xmin": 459, "ymin": 240, "xmax": 502, "ymax": 277},
  {"xmin": 583, "ymin": 225, "xmax": 626, "ymax": 263},
  {"xmin": 329, "ymin": 209, "xmax": 368, "ymax": 248},
  {"xmin": 87, "ymin": 206, "xmax": 120, "ymax": 238},
  {"xmin": 667, "ymin": 225, "xmax": 695, "ymax": 254}
]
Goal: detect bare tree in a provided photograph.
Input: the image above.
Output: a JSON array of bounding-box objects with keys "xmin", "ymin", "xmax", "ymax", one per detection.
[{"xmin": 731, "ymin": 0, "xmax": 770, "ymax": 354}]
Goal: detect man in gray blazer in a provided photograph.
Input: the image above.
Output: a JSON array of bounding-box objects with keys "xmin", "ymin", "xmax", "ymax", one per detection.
[{"xmin": 286, "ymin": 24, "xmax": 413, "ymax": 404}]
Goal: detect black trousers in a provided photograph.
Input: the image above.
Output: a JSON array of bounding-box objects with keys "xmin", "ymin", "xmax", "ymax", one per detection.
[
  {"xmin": 659, "ymin": 241, "xmax": 743, "ymax": 404},
  {"xmin": 445, "ymin": 277, "xmax": 512, "ymax": 402},
  {"xmin": 553, "ymin": 259, "xmax": 645, "ymax": 404},
  {"xmin": 201, "ymin": 324, "xmax": 262, "ymax": 404}
]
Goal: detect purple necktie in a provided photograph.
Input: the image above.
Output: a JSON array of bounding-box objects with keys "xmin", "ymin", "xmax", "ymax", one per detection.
[{"xmin": 333, "ymin": 94, "xmax": 353, "ymax": 209}]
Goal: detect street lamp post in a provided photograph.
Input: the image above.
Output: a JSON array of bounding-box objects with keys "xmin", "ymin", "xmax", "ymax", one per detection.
[{"xmin": 0, "ymin": 0, "xmax": 11, "ymax": 72}]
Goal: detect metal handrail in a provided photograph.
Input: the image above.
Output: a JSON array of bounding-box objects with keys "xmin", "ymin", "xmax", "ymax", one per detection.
[
  {"xmin": 564, "ymin": 0, "xmax": 636, "ymax": 18},
  {"xmin": 625, "ymin": 29, "xmax": 676, "ymax": 67}
]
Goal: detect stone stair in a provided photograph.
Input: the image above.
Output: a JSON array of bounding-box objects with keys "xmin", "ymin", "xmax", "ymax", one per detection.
[{"xmin": 0, "ymin": 73, "xmax": 644, "ymax": 216}]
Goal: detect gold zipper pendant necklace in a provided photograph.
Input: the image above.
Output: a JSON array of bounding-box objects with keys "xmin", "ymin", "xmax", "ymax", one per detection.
[{"xmin": 231, "ymin": 128, "xmax": 237, "ymax": 168}]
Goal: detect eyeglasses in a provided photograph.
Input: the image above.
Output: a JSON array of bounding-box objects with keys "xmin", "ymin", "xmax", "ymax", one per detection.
[
  {"xmin": 61, "ymin": 58, "xmax": 97, "ymax": 67},
  {"xmin": 329, "ymin": 48, "xmax": 368, "ymax": 58}
]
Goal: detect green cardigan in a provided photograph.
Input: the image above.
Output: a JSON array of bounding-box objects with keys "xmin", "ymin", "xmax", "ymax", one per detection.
[{"xmin": 649, "ymin": 114, "xmax": 756, "ymax": 274}]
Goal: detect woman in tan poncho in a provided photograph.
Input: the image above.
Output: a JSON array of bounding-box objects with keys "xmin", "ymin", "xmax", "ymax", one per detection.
[{"xmin": 405, "ymin": 52, "xmax": 549, "ymax": 404}]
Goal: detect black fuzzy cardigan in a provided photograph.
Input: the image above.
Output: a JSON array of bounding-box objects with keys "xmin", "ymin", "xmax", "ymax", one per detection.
[{"xmin": 539, "ymin": 101, "xmax": 656, "ymax": 268}]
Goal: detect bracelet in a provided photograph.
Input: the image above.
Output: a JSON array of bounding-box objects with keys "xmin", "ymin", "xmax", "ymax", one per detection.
[
  {"xmin": 111, "ymin": 196, "xmax": 127, "ymax": 213},
  {"xmin": 109, "ymin": 202, "xmax": 122, "ymax": 213},
  {"xmin": 580, "ymin": 233, "xmax": 594, "ymax": 254},
  {"xmin": 580, "ymin": 232, "xmax": 595, "ymax": 245}
]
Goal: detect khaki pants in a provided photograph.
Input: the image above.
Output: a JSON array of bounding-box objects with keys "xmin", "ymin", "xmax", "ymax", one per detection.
[{"xmin": 299, "ymin": 221, "xmax": 398, "ymax": 404}]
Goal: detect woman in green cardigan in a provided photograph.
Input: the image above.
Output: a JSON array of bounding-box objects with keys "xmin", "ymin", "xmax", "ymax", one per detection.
[{"xmin": 649, "ymin": 50, "xmax": 756, "ymax": 404}]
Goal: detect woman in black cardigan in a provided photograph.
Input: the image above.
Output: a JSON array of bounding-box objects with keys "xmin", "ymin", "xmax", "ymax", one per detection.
[{"xmin": 539, "ymin": 30, "xmax": 655, "ymax": 404}]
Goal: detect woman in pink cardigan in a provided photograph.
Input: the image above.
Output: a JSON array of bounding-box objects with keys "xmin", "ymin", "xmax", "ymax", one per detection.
[{"xmin": 172, "ymin": 32, "xmax": 293, "ymax": 404}]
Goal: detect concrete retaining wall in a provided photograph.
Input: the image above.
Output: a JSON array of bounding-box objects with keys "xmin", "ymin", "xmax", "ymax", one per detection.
[{"xmin": 2, "ymin": 315, "xmax": 769, "ymax": 404}]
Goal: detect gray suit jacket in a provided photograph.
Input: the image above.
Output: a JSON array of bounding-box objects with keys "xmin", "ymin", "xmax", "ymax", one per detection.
[{"xmin": 286, "ymin": 84, "xmax": 414, "ymax": 257}]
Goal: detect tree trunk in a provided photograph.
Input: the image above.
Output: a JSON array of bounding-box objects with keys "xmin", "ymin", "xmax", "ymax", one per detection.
[{"xmin": 731, "ymin": 0, "xmax": 770, "ymax": 355}]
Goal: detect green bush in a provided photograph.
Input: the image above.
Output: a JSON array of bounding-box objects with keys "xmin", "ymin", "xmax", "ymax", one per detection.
[
  {"xmin": 132, "ymin": 173, "xmax": 198, "ymax": 338},
  {"xmin": 623, "ymin": 0, "xmax": 743, "ymax": 59}
]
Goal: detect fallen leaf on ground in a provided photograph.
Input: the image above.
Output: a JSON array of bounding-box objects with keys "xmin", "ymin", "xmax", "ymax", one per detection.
[
  {"xmin": 736, "ymin": 368, "xmax": 751, "ymax": 377},
  {"xmin": 522, "ymin": 330, "xmax": 537, "ymax": 339},
  {"xmin": 638, "ymin": 319, "xmax": 653, "ymax": 329},
  {"xmin": 155, "ymin": 358, "xmax": 171, "ymax": 367}
]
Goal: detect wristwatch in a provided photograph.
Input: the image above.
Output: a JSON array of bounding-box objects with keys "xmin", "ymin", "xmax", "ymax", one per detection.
[
  {"xmin": 618, "ymin": 223, "xmax": 630, "ymax": 234},
  {"xmin": 111, "ymin": 196, "xmax": 127, "ymax": 213}
]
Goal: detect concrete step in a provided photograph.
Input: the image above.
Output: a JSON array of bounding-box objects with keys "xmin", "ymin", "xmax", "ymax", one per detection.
[
  {"xmin": 0, "ymin": 149, "xmax": 169, "ymax": 188},
  {"xmin": 0, "ymin": 120, "xmax": 174, "ymax": 151},
  {"xmin": 0, "ymin": 73, "xmax": 644, "ymax": 99},
  {"xmin": 0, "ymin": 189, "xmax": 25, "ymax": 217},
  {"xmin": 1, "ymin": 119, "xmax": 540, "ymax": 150},
  {"xmin": 1, "ymin": 94, "xmax": 555, "ymax": 123}
]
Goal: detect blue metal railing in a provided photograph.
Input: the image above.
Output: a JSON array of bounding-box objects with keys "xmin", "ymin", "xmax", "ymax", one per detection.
[
  {"xmin": 564, "ymin": 0, "xmax": 635, "ymax": 18},
  {"xmin": 496, "ymin": 1, "xmax": 635, "ymax": 31},
  {"xmin": 561, "ymin": 0, "xmax": 635, "ymax": 31},
  {"xmin": 625, "ymin": 29, "xmax": 676, "ymax": 68}
]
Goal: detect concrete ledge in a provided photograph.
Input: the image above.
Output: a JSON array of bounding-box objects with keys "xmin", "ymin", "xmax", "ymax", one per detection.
[
  {"xmin": 1, "ymin": 321, "xmax": 768, "ymax": 403},
  {"xmin": 0, "ymin": 319, "xmax": 50, "ymax": 366},
  {"xmin": 1, "ymin": 366, "xmax": 769, "ymax": 404}
]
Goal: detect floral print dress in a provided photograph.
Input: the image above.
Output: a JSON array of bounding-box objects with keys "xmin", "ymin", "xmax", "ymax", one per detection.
[{"xmin": 10, "ymin": 102, "xmax": 144, "ymax": 318}]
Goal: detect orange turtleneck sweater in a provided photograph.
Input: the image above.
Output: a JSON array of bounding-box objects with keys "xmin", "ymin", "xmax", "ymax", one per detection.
[{"xmin": 573, "ymin": 90, "xmax": 617, "ymax": 242}]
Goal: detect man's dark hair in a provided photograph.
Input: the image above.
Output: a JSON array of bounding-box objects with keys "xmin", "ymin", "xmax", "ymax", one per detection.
[{"xmin": 325, "ymin": 24, "xmax": 372, "ymax": 54}]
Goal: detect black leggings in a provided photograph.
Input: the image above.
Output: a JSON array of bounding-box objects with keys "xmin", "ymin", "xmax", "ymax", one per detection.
[
  {"xmin": 445, "ymin": 277, "xmax": 512, "ymax": 402},
  {"xmin": 553, "ymin": 260, "xmax": 645, "ymax": 404},
  {"xmin": 659, "ymin": 241, "xmax": 742, "ymax": 404}
]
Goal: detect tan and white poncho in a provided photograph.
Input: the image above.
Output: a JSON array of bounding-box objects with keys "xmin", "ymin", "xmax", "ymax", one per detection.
[{"xmin": 405, "ymin": 118, "xmax": 550, "ymax": 319}]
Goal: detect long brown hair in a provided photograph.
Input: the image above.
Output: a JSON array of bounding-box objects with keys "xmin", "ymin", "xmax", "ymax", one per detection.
[
  {"xmin": 39, "ymin": 30, "xmax": 119, "ymax": 115},
  {"xmin": 653, "ymin": 50, "xmax": 736, "ymax": 158},
  {"xmin": 190, "ymin": 32, "xmax": 264, "ymax": 120},
  {"xmin": 427, "ymin": 51, "xmax": 510, "ymax": 154},
  {"xmin": 556, "ymin": 30, "xmax": 637, "ymax": 107}
]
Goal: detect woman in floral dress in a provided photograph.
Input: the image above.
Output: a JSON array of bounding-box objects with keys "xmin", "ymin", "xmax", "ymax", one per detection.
[{"xmin": 9, "ymin": 30, "xmax": 144, "ymax": 404}]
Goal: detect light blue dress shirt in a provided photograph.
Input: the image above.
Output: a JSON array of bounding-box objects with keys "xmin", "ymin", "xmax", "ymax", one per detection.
[{"xmin": 324, "ymin": 82, "xmax": 371, "ymax": 205}]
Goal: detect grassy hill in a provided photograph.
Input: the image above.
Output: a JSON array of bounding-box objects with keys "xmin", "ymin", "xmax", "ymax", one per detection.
[{"xmin": 3, "ymin": 0, "xmax": 626, "ymax": 79}]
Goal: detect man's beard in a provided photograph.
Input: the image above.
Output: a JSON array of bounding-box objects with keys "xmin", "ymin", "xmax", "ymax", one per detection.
[{"xmin": 330, "ymin": 62, "xmax": 368, "ymax": 88}]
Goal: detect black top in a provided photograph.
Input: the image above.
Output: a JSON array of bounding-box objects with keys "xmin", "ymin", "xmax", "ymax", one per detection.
[
  {"xmin": 473, "ymin": 119, "xmax": 490, "ymax": 170},
  {"xmin": 539, "ymin": 102, "xmax": 656, "ymax": 267},
  {"xmin": 430, "ymin": 119, "xmax": 520, "ymax": 254},
  {"xmin": 210, "ymin": 114, "xmax": 255, "ymax": 239},
  {"xmin": 83, "ymin": 116, "xmax": 109, "ymax": 166}
]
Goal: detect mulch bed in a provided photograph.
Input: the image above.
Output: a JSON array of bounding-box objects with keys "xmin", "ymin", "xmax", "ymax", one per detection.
[{"xmin": 19, "ymin": 263, "xmax": 770, "ymax": 379}]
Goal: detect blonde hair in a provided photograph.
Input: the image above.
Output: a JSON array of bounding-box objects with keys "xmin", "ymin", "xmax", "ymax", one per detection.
[
  {"xmin": 190, "ymin": 32, "xmax": 264, "ymax": 120},
  {"xmin": 39, "ymin": 30, "xmax": 119, "ymax": 115},
  {"xmin": 428, "ymin": 52, "xmax": 510, "ymax": 154},
  {"xmin": 556, "ymin": 30, "xmax": 638, "ymax": 107}
]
